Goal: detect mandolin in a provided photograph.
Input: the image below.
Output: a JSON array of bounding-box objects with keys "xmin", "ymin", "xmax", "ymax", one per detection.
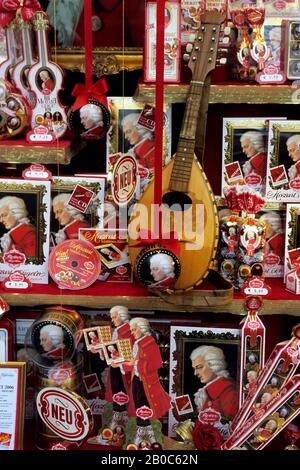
[
  {"xmin": 128, "ymin": 11, "xmax": 226, "ymax": 293},
  {"xmin": 12, "ymin": 18, "xmax": 37, "ymax": 109}
]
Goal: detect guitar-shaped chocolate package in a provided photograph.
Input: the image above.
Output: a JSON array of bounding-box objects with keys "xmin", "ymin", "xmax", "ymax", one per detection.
[
  {"xmin": 12, "ymin": 18, "xmax": 36, "ymax": 108},
  {"xmin": 0, "ymin": 20, "xmax": 21, "ymax": 84},
  {"xmin": 27, "ymin": 11, "xmax": 67, "ymax": 142},
  {"xmin": 128, "ymin": 11, "xmax": 226, "ymax": 293}
]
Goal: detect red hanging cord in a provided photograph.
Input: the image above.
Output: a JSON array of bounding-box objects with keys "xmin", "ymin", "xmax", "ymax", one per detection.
[
  {"xmin": 84, "ymin": 0, "xmax": 93, "ymax": 88},
  {"xmin": 154, "ymin": 0, "xmax": 165, "ymax": 237}
]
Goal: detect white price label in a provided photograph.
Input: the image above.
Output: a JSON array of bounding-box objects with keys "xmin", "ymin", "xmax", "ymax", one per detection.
[
  {"xmin": 29, "ymin": 134, "xmax": 53, "ymax": 142},
  {"xmin": 5, "ymin": 281, "xmax": 29, "ymax": 289},
  {"xmin": 244, "ymin": 287, "xmax": 268, "ymax": 296},
  {"xmin": 24, "ymin": 171, "xmax": 49, "ymax": 179}
]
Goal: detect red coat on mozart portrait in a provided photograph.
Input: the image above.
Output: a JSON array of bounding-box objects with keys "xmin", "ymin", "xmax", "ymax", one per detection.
[
  {"xmin": 63, "ymin": 219, "xmax": 90, "ymax": 240},
  {"xmin": 133, "ymin": 138, "xmax": 155, "ymax": 171},
  {"xmin": 267, "ymin": 233, "xmax": 285, "ymax": 258},
  {"xmin": 201, "ymin": 376, "xmax": 239, "ymax": 421},
  {"xmin": 249, "ymin": 152, "xmax": 267, "ymax": 178},
  {"xmin": 8, "ymin": 223, "xmax": 36, "ymax": 257}
]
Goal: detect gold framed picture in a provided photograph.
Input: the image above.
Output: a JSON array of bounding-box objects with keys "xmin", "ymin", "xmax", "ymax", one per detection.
[
  {"xmin": 222, "ymin": 117, "xmax": 271, "ymax": 196},
  {"xmin": 107, "ymin": 97, "xmax": 172, "ymax": 189},
  {"xmin": 266, "ymin": 120, "xmax": 300, "ymax": 201},
  {"xmin": 284, "ymin": 203, "xmax": 300, "ymax": 278},
  {"xmin": 83, "ymin": 326, "xmax": 103, "ymax": 351},
  {"xmin": 168, "ymin": 325, "xmax": 240, "ymax": 436},
  {"xmin": 0, "ymin": 179, "xmax": 51, "ymax": 284},
  {"xmin": 102, "ymin": 340, "xmax": 124, "ymax": 365},
  {"xmin": 51, "ymin": 176, "xmax": 105, "ymax": 247}
]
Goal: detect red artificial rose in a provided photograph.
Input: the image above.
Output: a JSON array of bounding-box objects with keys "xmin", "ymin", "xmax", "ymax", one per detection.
[{"xmin": 192, "ymin": 420, "xmax": 224, "ymax": 450}]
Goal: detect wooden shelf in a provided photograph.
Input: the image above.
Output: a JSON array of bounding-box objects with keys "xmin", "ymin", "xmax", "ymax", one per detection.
[
  {"xmin": 134, "ymin": 83, "xmax": 297, "ymax": 105},
  {"xmin": 0, "ymin": 139, "xmax": 85, "ymax": 165},
  {"xmin": 0, "ymin": 271, "xmax": 232, "ymax": 313},
  {"xmin": 2, "ymin": 276, "xmax": 300, "ymax": 316}
]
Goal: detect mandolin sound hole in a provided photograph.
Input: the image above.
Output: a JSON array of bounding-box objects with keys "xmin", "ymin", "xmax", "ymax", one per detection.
[{"xmin": 162, "ymin": 191, "xmax": 192, "ymax": 211}]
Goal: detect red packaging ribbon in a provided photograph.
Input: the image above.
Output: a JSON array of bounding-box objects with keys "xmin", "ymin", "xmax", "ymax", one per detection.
[
  {"xmin": 71, "ymin": 79, "xmax": 109, "ymax": 112},
  {"xmin": 0, "ymin": 0, "xmax": 41, "ymax": 27},
  {"xmin": 249, "ymin": 313, "xmax": 258, "ymax": 348},
  {"xmin": 129, "ymin": 229, "xmax": 181, "ymax": 257}
]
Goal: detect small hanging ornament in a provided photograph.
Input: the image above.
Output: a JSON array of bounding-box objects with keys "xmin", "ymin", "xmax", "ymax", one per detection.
[
  {"xmin": 68, "ymin": 79, "xmax": 110, "ymax": 141},
  {"xmin": 134, "ymin": 244, "xmax": 181, "ymax": 293}
]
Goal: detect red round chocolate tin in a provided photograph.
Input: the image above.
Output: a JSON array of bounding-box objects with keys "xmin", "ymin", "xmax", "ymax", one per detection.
[{"xmin": 49, "ymin": 239, "xmax": 101, "ymax": 290}]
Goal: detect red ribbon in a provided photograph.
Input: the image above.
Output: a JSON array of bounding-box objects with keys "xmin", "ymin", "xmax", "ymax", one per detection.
[
  {"xmin": 0, "ymin": 0, "xmax": 41, "ymax": 27},
  {"xmin": 130, "ymin": 230, "xmax": 181, "ymax": 257},
  {"xmin": 71, "ymin": 79, "xmax": 109, "ymax": 111},
  {"xmin": 71, "ymin": 0, "xmax": 108, "ymax": 112}
]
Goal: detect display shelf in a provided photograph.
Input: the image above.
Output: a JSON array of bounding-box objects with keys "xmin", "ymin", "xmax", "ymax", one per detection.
[
  {"xmin": 134, "ymin": 82, "xmax": 297, "ymax": 105},
  {"xmin": 1, "ymin": 276, "xmax": 299, "ymax": 316},
  {"xmin": 0, "ymin": 139, "xmax": 85, "ymax": 165},
  {"xmin": 0, "ymin": 270, "xmax": 232, "ymax": 312}
]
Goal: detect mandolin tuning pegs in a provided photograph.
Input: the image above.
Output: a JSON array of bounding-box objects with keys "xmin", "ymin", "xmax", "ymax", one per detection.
[
  {"xmin": 217, "ymin": 57, "xmax": 227, "ymax": 65},
  {"xmin": 186, "ymin": 43, "xmax": 193, "ymax": 53},
  {"xmin": 223, "ymin": 26, "xmax": 231, "ymax": 36},
  {"xmin": 183, "ymin": 53, "xmax": 190, "ymax": 62},
  {"xmin": 189, "ymin": 33, "xmax": 196, "ymax": 42}
]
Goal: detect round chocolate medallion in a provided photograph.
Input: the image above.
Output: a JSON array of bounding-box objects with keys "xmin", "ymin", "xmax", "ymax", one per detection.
[
  {"xmin": 68, "ymin": 99, "xmax": 110, "ymax": 141},
  {"xmin": 134, "ymin": 245, "xmax": 181, "ymax": 292}
]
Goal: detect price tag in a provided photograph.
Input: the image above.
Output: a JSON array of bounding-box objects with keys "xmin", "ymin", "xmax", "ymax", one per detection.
[
  {"xmin": 244, "ymin": 287, "xmax": 269, "ymax": 296},
  {"xmin": 26, "ymin": 125, "xmax": 56, "ymax": 144},
  {"xmin": 242, "ymin": 277, "xmax": 271, "ymax": 297},
  {"xmin": 3, "ymin": 271, "xmax": 31, "ymax": 291},
  {"xmin": 22, "ymin": 164, "xmax": 52, "ymax": 181}
]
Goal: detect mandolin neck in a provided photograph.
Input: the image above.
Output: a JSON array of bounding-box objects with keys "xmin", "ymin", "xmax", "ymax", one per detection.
[{"xmin": 170, "ymin": 80, "xmax": 204, "ymax": 192}]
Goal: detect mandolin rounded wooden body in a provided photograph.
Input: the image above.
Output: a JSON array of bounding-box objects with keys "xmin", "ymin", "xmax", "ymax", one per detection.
[{"xmin": 128, "ymin": 155, "xmax": 219, "ymax": 293}]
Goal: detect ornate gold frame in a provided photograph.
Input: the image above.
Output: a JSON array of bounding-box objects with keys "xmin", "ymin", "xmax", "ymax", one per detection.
[
  {"xmin": 0, "ymin": 181, "xmax": 48, "ymax": 264},
  {"xmin": 269, "ymin": 121, "xmax": 300, "ymax": 190},
  {"xmin": 171, "ymin": 327, "xmax": 240, "ymax": 397},
  {"xmin": 224, "ymin": 119, "xmax": 267, "ymax": 166},
  {"xmin": 168, "ymin": 325, "xmax": 240, "ymax": 435},
  {"xmin": 107, "ymin": 97, "xmax": 171, "ymax": 164},
  {"xmin": 53, "ymin": 47, "xmax": 143, "ymax": 77},
  {"xmin": 51, "ymin": 177, "xmax": 104, "ymax": 228},
  {"xmin": 287, "ymin": 205, "xmax": 300, "ymax": 251}
]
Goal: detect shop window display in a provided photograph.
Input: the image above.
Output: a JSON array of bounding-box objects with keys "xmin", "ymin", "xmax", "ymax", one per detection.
[{"xmin": 0, "ymin": 0, "xmax": 300, "ymax": 458}]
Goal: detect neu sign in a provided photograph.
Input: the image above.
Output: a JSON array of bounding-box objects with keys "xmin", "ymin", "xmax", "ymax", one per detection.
[
  {"xmin": 37, "ymin": 387, "xmax": 91, "ymax": 441},
  {"xmin": 112, "ymin": 155, "xmax": 138, "ymax": 206}
]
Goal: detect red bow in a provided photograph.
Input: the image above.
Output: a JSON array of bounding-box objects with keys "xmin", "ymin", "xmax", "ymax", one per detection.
[
  {"xmin": 71, "ymin": 79, "xmax": 109, "ymax": 112},
  {"xmin": 130, "ymin": 230, "xmax": 181, "ymax": 257},
  {"xmin": 0, "ymin": 0, "xmax": 41, "ymax": 27}
]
